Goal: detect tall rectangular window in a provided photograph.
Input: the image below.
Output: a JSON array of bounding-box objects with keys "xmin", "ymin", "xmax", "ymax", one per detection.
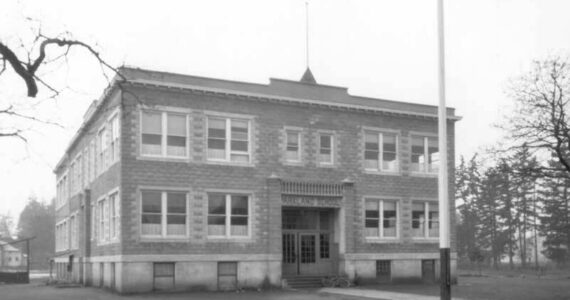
[
  {"xmin": 109, "ymin": 115, "xmax": 120, "ymax": 163},
  {"xmin": 167, "ymin": 114, "xmax": 187, "ymax": 156},
  {"xmin": 98, "ymin": 199, "xmax": 105, "ymax": 241},
  {"xmin": 207, "ymin": 117, "xmax": 250, "ymax": 163},
  {"xmin": 97, "ymin": 128, "xmax": 106, "ymax": 173},
  {"xmin": 141, "ymin": 190, "xmax": 187, "ymax": 237},
  {"xmin": 411, "ymin": 136, "xmax": 438, "ymax": 174},
  {"xmin": 285, "ymin": 130, "xmax": 301, "ymax": 162},
  {"xmin": 207, "ymin": 193, "xmax": 250, "ymax": 238},
  {"xmin": 70, "ymin": 215, "xmax": 77, "ymax": 249},
  {"xmin": 364, "ymin": 131, "xmax": 398, "ymax": 171},
  {"xmin": 141, "ymin": 112, "xmax": 162, "ymax": 155},
  {"xmin": 365, "ymin": 198, "xmax": 398, "ymax": 238},
  {"xmin": 412, "ymin": 201, "xmax": 439, "ymax": 238},
  {"xmin": 318, "ymin": 134, "xmax": 333, "ymax": 164},
  {"xmin": 109, "ymin": 192, "xmax": 120, "ymax": 239}
]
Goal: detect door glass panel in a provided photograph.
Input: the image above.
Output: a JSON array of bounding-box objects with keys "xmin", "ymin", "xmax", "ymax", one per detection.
[
  {"xmin": 282, "ymin": 233, "xmax": 296, "ymax": 263},
  {"xmin": 300, "ymin": 235, "xmax": 316, "ymax": 263}
]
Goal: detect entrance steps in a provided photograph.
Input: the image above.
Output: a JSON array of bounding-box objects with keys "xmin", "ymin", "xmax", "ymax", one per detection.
[{"xmin": 283, "ymin": 275, "xmax": 323, "ymax": 289}]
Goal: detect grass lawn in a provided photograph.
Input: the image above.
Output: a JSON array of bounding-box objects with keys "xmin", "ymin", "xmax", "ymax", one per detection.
[{"xmin": 362, "ymin": 274, "xmax": 570, "ymax": 300}]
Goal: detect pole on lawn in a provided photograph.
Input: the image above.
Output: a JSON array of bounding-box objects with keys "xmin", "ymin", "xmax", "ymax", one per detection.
[{"xmin": 436, "ymin": 0, "xmax": 451, "ymax": 299}]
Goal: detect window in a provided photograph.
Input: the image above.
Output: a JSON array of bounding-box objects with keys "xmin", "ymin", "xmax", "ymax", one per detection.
[
  {"xmin": 154, "ymin": 262, "xmax": 175, "ymax": 290},
  {"xmin": 364, "ymin": 131, "xmax": 398, "ymax": 172},
  {"xmin": 91, "ymin": 204, "xmax": 96, "ymax": 241},
  {"xmin": 285, "ymin": 130, "xmax": 301, "ymax": 162},
  {"xmin": 376, "ymin": 260, "xmax": 391, "ymax": 282},
  {"xmin": 70, "ymin": 215, "xmax": 78, "ymax": 249},
  {"xmin": 141, "ymin": 190, "xmax": 188, "ymax": 237},
  {"xmin": 109, "ymin": 115, "xmax": 120, "ymax": 163},
  {"xmin": 97, "ymin": 128, "xmax": 107, "ymax": 174},
  {"xmin": 320, "ymin": 233, "xmax": 330, "ymax": 259},
  {"xmin": 411, "ymin": 136, "xmax": 438, "ymax": 173},
  {"xmin": 207, "ymin": 117, "xmax": 250, "ymax": 163},
  {"xmin": 83, "ymin": 148, "xmax": 88, "ymax": 188},
  {"xmin": 141, "ymin": 111, "xmax": 188, "ymax": 158},
  {"xmin": 412, "ymin": 201, "xmax": 439, "ymax": 238},
  {"xmin": 98, "ymin": 199, "xmax": 107, "ymax": 241},
  {"xmin": 207, "ymin": 193, "xmax": 250, "ymax": 238},
  {"xmin": 56, "ymin": 174, "xmax": 68, "ymax": 208},
  {"xmin": 90, "ymin": 140, "xmax": 96, "ymax": 182},
  {"xmin": 217, "ymin": 262, "xmax": 237, "ymax": 291},
  {"xmin": 318, "ymin": 133, "xmax": 333, "ymax": 164},
  {"xmin": 109, "ymin": 192, "xmax": 120, "ymax": 239},
  {"xmin": 364, "ymin": 198, "xmax": 398, "ymax": 238}
]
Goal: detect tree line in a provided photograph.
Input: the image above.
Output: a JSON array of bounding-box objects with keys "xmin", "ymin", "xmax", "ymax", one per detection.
[{"xmin": 456, "ymin": 57, "xmax": 570, "ymax": 268}]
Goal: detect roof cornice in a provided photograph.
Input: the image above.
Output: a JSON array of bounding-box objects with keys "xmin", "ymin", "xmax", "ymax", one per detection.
[{"xmin": 129, "ymin": 79, "xmax": 461, "ymax": 121}]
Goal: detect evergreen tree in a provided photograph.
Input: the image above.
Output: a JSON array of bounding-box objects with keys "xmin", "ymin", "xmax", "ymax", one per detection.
[
  {"xmin": 17, "ymin": 196, "xmax": 55, "ymax": 269},
  {"xmin": 540, "ymin": 160, "xmax": 570, "ymax": 265},
  {"xmin": 509, "ymin": 145, "xmax": 540, "ymax": 267},
  {"xmin": 456, "ymin": 155, "xmax": 483, "ymax": 263}
]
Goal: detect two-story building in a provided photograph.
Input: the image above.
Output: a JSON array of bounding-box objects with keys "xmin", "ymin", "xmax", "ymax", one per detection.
[{"xmin": 53, "ymin": 67, "xmax": 459, "ymax": 293}]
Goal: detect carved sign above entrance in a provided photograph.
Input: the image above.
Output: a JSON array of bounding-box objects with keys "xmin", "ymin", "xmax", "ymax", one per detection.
[{"xmin": 282, "ymin": 195, "xmax": 342, "ymax": 207}]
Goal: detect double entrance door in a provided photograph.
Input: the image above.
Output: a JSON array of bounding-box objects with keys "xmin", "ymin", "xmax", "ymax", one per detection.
[{"xmin": 282, "ymin": 209, "xmax": 334, "ymax": 276}]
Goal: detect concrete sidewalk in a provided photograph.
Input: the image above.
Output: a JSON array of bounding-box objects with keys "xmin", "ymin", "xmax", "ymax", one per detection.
[{"xmin": 320, "ymin": 287, "xmax": 466, "ymax": 300}]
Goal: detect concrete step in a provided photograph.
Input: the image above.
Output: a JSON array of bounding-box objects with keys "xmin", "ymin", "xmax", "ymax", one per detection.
[{"xmin": 283, "ymin": 276, "xmax": 324, "ymax": 289}]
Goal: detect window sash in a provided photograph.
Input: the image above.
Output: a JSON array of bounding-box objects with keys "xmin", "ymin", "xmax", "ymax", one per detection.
[
  {"xmin": 411, "ymin": 136, "xmax": 438, "ymax": 173},
  {"xmin": 364, "ymin": 199, "xmax": 398, "ymax": 238},
  {"xmin": 141, "ymin": 112, "xmax": 188, "ymax": 158},
  {"xmin": 141, "ymin": 190, "xmax": 187, "ymax": 237},
  {"xmin": 207, "ymin": 117, "xmax": 250, "ymax": 163},
  {"xmin": 285, "ymin": 130, "xmax": 301, "ymax": 162},
  {"xmin": 207, "ymin": 194, "xmax": 250, "ymax": 238},
  {"xmin": 318, "ymin": 134, "xmax": 333, "ymax": 164},
  {"xmin": 364, "ymin": 132, "xmax": 398, "ymax": 171},
  {"xmin": 411, "ymin": 202, "xmax": 439, "ymax": 238}
]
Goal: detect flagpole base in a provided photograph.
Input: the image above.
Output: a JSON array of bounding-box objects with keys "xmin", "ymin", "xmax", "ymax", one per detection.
[{"xmin": 440, "ymin": 247, "xmax": 451, "ymax": 300}]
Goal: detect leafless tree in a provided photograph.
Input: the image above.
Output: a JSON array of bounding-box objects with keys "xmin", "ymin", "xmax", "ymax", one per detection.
[
  {"xmin": 0, "ymin": 22, "xmax": 120, "ymax": 141},
  {"xmin": 503, "ymin": 56, "xmax": 570, "ymax": 177}
]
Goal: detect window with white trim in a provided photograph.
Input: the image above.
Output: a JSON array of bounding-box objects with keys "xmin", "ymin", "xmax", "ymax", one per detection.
[
  {"xmin": 109, "ymin": 115, "xmax": 120, "ymax": 163},
  {"xmin": 364, "ymin": 198, "xmax": 398, "ymax": 238},
  {"xmin": 364, "ymin": 131, "xmax": 398, "ymax": 172},
  {"xmin": 98, "ymin": 198, "xmax": 106, "ymax": 242},
  {"xmin": 91, "ymin": 204, "xmax": 96, "ymax": 241},
  {"xmin": 207, "ymin": 117, "xmax": 250, "ymax": 163},
  {"xmin": 285, "ymin": 130, "xmax": 301, "ymax": 162},
  {"xmin": 411, "ymin": 136, "xmax": 439, "ymax": 174},
  {"xmin": 141, "ymin": 111, "xmax": 188, "ymax": 158},
  {"xmin": 318, "ymin": 133, "xmax": 334, "ymax": 164},
  {"xmin": 141, "ymin": 190, "xmax": 188, "ymax": 237},
  {"xmin": 109, "ymin": 192, "xmax": 120, "ymax": 239},
  {"xmin": 97, "ymin": 128, "xmax": 107, "ymax": 174},
  {"xmin": 207, "ymin": 193, "xmax": 249, "ymax": 238},
  {"xmin": 412, "ymin": 201, "xmax": 439, "ymax": 238},
  {"xmin": 70, "ymin": 214, "xmax": 78, "ymax": 249}
]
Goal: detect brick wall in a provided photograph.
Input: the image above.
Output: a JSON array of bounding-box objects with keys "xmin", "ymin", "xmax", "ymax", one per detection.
[{"xmin": 117, "ymin": 84, "xmax": 456, "ymax": 257}]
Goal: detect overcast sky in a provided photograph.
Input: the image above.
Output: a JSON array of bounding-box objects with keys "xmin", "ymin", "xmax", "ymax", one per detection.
[{"xmin": 1, "ymin": 0, "xmax": 570, "ymax": 224}]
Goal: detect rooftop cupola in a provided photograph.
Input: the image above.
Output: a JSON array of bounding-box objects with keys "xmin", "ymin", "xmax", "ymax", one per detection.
[{"xmin": 300, "ymin": 67, "xmax": 317, "ymax": 84}]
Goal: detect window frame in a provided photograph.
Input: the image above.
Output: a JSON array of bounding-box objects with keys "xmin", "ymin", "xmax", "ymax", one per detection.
[
  {"xmin": 140, "ymin": 189, "xmax": 189, "ymax": 239},
  {"xmin": 108, "ymin": 189, "xmax": 120, "ymax": 240},
  {"xmin": 140, "ymin": 110, "xmax": 190, "ymax": 159},
  {"xmin": 317, "ymin": 132, "xmax": 335, "ymax": 166},
  {"xmin": 411, "ymin": 200, "xmax": 439, "ymax": 240},
  {"xmin": 284, "ymin": 128, "xmax": 302, "ymax": 163},
  {"xmin": 108, "ymin": 112, "xmax": 121, "ymax": 164},
  {"xmin": 206, "ymin": 192, "xmax": 252, "ymax": 239},
  {"xmin": 410, "ymin": 135, "xmax": 439, "ymax": 175},
  {"xmin": 363, "ymin": 130, "xmax": 400, "ymax": 173},
  {"xmin": 97, "ymin": 126, "xmax": 107, "ymax": 175},
  {"xmin": 363, "ymin": 197, "xmax": 400, "ymax": 240},
  {"xmin": 205, "ymin": 113, "xmax": 253, "ymax": 164}
]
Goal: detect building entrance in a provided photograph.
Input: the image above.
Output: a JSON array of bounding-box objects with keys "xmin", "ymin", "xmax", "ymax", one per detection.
[{"xmin": 282, "ymin": 209, "xmax": 336, "ymax": 276}]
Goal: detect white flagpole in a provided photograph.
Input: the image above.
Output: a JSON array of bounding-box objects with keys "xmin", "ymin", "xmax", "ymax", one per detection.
[{"xmin": 437, "ymin": 0, "xmax": 451, "ymax": 299}]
